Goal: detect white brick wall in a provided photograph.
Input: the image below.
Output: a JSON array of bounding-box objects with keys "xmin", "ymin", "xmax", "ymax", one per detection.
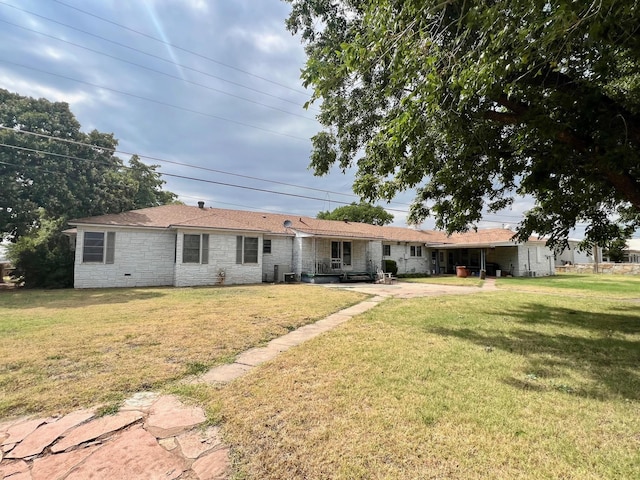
[
  {"xmin": 369, "ymin": 241, "xmax": 384, "ymax": 272},
  {"xmin": 557, "ymin": 242, "xmax": 594, "ymax": 265},
  {"xmin": 262, "ymin": 236, "xmax": 294, "ymax": 282},
  {"xmin": 383, "ymin": 242, "xmax": 429, "ymax": 274},
  {"xmin": 74, "ymin": 228, "xmax": 176, "ymax": 288},
  {"xmin": 174, "ymin": 231, "xmax": 262, "ymax": 287},
  {"xmin": 514, "ymin": 243, "xmax": 555, "ymax": 277}
]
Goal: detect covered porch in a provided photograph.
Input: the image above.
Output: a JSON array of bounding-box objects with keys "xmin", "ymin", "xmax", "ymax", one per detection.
[
  {"xmin": 299, "ymin": 235, "xmax": 379, "ymax": 283},
  {"xmin": 428, "ymin": 245, "xmax": 517, "ymax": 277}
]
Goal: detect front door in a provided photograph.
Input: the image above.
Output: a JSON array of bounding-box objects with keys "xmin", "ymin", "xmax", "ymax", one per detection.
[{"xmin": 331, "ymin": 241, "xmax": 342, "ymax": 270}]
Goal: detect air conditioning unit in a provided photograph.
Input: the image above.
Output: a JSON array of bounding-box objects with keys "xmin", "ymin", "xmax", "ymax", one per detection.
[{"xmin": 274, "ymin": 264, "xmax": 291, "ymax": 283}]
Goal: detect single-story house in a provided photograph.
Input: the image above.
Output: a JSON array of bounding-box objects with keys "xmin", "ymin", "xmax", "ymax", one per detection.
[
  {"xmin": 620, "ymin": 239, "xmax": 640, "ymax": 263},
  {"xmin": 555, "ymin": 240, "xmax": 597, "ymax": 266},
  {"xmin": 67, "ymin": 203, "xmax": 556, "ymax": 289}
]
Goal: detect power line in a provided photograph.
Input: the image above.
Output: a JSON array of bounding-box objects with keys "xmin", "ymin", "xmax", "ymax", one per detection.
[
  {"xmin": 0, "ymin": 1, "xmax": 316, "ymax": 111},
  {"xmin": 1, "ymin": 143, "xmax": 540, "ymax": 226},
  {"xmin": 1, "ymin": 127, "xmax": 538, "ymax": 222},
  {"xmin": 50, "ymin": 0, "xmax": 311, "ymax": 97},
  {"xmin": 0, "ymin": 60, "xmax": 310, "ymax": 142},
  {"xmin": 0, "ymin": 126, "xmax": 358, "ymax": 200},
  {"xmin": 0, "ymin": 19, "xmax": 316, "ymax": 122},
  {"xmin": 0, "ymin": 142, "xmax": 411, "ymax": 212}
]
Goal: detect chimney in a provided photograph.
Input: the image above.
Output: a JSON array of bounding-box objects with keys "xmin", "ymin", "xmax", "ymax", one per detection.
[{"xmin": 198, "ymin": 201, "xmax": 205, "ymax": 209}]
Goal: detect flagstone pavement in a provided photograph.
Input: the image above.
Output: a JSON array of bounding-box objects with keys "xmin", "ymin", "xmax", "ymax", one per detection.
[{"xmin": 0, "ymin": 279, "xmax": 496, "ymax": 479}]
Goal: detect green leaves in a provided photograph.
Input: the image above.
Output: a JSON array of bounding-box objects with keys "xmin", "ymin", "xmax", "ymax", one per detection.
[
  {"xmin": 317, "ymin": 201, "xmax": 394, "ymax": 225},
  {"xmin": 286, "ymin": 0, "xmax": 640, "ymax": 246}
]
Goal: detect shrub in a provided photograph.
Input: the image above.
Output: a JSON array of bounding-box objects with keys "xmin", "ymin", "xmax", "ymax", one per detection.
[
  {"xmin": 7, "ymin": 215, "xmax": 74, "ymax": 288},
  {"xmin": 384, "ymin": 259, "xmax": 398, "ymax": 275}
]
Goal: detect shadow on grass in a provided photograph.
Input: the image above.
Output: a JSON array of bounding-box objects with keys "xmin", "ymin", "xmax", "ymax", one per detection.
[
  {"xmin": 0, "ymin": 287, "xmax": 167, "ymax": 309},
  {"xmin": 430, "ymin": 302, "xmax": 640, "ymax": 400},
  {"xmin": 498, "ymin": 274, "xmax": 640, "ymax": 296}
]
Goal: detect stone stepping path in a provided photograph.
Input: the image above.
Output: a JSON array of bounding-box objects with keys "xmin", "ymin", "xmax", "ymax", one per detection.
[
  {"xmin": 196, "ymin": 296, "xmax": 385, "ymax": 385},
  {"xmin": 0, "ymin": 393, "xmax": 227, "ymax": 480}
]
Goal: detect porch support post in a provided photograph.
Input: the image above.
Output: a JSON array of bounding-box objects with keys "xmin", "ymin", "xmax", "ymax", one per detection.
[{"xmin": 313, "ymin": 237, "xmax": 317, "ymax": 274}]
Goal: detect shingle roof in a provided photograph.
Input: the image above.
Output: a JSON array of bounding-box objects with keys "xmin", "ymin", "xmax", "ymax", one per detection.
[{"xmin": 69, "ymin": 205, "xmax": 531, "ymax": 246}]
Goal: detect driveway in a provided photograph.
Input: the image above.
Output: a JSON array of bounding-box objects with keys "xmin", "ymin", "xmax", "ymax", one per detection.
[{"xmin": 319, "ymin": 278, "xmax": 497, "ymax": 298}]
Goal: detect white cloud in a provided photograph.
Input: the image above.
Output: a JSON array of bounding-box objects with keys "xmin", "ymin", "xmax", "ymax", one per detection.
[
  {"xmin": 37, "ymin": 46, "xmax": 71, "ymax": 62},
  {"xmin": 146, "ymin": 0, "xmax": 208, "ymax": 13},
  {"xmin": 0, "ymin": 71, "xmax": 93, "ymax": 106},
  {"xmin": 229, "ymin": 27, "xmax": 293, "ymax": 55}
]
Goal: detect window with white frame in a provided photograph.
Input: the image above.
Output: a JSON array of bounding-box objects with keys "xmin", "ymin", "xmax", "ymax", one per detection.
[
  {"xmin": 236, "ymin": 236, "xmax": 259, "ymax": 264},
  {"xmin": 183, "ymin": 234, "xmax": 209, "ymax": 264},
  {"xmin": 83, "ymin": 231, "xmax": 115, "ymax": 263},
  {"xmin": 410, "ymin": 245, "xmax": 423, "ymax": 257},
  {"xmin": 383, "ymin": 244, "xmax": 391, "ymax": 256},
  {"xmin": 263, "ymin": 239, "xmax": 272, "ymax": 254}
]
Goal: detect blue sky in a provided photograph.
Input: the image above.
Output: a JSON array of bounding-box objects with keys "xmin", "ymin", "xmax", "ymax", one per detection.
[{"xmin": 0, "ymin": 0, "xmax": 611, "ymax": 236}]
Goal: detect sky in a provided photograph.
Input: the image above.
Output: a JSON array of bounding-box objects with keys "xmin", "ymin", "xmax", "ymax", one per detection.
[{"xmin": 0, "ymin": 0, "xmax": 621, "ymax": 237}]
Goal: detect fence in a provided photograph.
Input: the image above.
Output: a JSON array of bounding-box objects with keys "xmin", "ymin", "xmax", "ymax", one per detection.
[{"xmin": 556, "ymin": 263, "xmax": 640, "ymax": 275}]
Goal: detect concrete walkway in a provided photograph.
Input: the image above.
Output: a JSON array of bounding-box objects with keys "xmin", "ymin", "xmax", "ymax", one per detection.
[{"xmin": 0, "ymin": 279, "xmax": 496, "ymax": 479}]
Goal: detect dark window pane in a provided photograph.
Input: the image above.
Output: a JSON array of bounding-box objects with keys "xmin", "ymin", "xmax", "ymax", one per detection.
[
  {"xmin": 83, "ymin": 232, "xmax": 104, "ymax": 263},
  {"xmin": 343, "ymin": 242, "xmax": 352, "ymax": 266},
  {"xmin": 201, "ymin": 234, "xmax": 209, "ymax": 264},
  {"xmin": 183, "ymin": 234, "xmax": 201, "ymax": 263},
  {"xmin": 244, "ymin": 237, "xmax": 259, "ymax": 264},
  {"xmin": 106, "ymin": 232, "xmax": 116, "ymax": 264}
]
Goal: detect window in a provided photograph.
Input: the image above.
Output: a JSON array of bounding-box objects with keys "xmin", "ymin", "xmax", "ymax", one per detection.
[
  {"xmin": 343, "ymin": 241, "xmax": 352, "ymax": 266},
  {"xmin": 410, "ymin": 245, "xmax": 423, "ymax": 257},
  {"xmin": 183, "ymin": 235, "xmax": 201, "ymax": 263},
  {"xmin": 236, "ymin": 236, "xmax": 259, "ymax": 264},
  {"xmin": 183, "ymin": 234, "xmax": 209, "ymax": 264},
  {"xmin": 263, "ymin": 239, "xmax": 272, "ymax": 254},
  {"xmin": 383, "ymin": 244, "xmax": 391, "ymax": 256},
  {"xmin": 83, "ymin": 231, "xmax": 116, "ymax": 263},
  {"xmin": 106, "ymin": 232, "xmax": 115, "ymax": 264},
  {"xmin": 83, "ymin": 232, "xmax": 104, "ymax": 263}
]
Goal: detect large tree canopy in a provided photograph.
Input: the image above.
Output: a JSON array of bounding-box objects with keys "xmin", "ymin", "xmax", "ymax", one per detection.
[
  {"xmin": 286, "ymin": 0, "xmax": 640, "ymax": 248},
  {"xmin": 0, "ymin": 89, "xmax": 176, "ymax": 240},
  {"xmin": 317, "ymin": 201, "xmax": 394, "ymax": 225}
]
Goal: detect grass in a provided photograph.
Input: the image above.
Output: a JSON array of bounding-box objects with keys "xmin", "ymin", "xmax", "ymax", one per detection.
[
  {"xmin": 2, "ymin": 276, "xmax": 638, "ymax": 478},
  {"xmin": 209, "ymin": 287, "xmax": 640, "ymax": 479},
  {"xmin": 497, "ymin": 273, "xmax": 640, "ymax": 298},
  {"xmin": 0, "ymin": 284, "xmax": 367, "ymax": 418},
  {"xmin": 401, "ymin": 275, "xmax": 484, "ymax": 287}
]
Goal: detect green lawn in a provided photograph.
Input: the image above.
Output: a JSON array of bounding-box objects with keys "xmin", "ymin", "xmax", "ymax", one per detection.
[
  {"xmin": 497, "ymin": 273, "xmax": 640, "ymax": 298},
  {"xmin": 401, "ymin": 275, "xmax": 484, "ymax": 287}
]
